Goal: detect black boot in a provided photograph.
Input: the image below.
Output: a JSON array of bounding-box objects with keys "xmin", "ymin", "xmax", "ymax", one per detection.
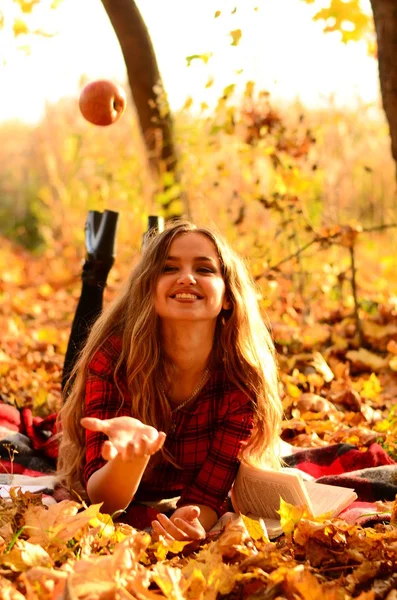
[
  {"xmin": 82, "ymin": 209, "xmax": 119, "ymax": 287},
  {"xmin": 62, "ymin": 210, "xmax": 119, "ymax": 392}
]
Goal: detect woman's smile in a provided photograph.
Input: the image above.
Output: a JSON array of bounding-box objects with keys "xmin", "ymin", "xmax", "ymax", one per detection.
[{"xmin": 154, "ymin": 232, "xmax": 229, "ymax": 321}]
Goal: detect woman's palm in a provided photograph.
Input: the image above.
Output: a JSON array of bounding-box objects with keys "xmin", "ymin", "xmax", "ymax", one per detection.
[{"xmin": 81, "ymin": 416, "xmax": 166, "ymax": 462}]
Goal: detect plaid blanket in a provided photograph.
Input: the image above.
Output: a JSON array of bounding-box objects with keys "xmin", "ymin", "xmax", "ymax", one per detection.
[{"xmin": 283, "ymin": 443, "xmax": 397, "ymax": 502}]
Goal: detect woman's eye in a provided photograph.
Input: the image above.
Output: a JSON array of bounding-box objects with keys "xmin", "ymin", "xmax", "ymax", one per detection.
[
  {"xmin": 197, "ymin": 267, "xmax": 215, "ymax": 274},
  {"xmin": 163, "ymin": 265, "xmax": 177, "ymax": 272}
]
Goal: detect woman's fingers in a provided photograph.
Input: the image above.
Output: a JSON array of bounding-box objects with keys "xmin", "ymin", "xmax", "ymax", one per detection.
[
  {"xmin": 82, "ymin": 417, "xmax": 166, "ymax": 460},
  {"xmin": 101, "ymin": 440, "xmax": 118, "ymax": 461},
  {"xmin": 173, "ymin": 517, "xmax": 205, "ymax": 540},
  {"xmin": 152, "ymin": 514, "xmax": 188, "ymax": 541},
  {"xmin": 152, "ymin": 431, "xmax": 167, "ymax": 452},
  {"xmin": 81, "ymin": 417, "xmax": 110, "ymax": 433},
  {"xmin": 151, "ymin": 520, "xmax": 174, "ymax": 540}
]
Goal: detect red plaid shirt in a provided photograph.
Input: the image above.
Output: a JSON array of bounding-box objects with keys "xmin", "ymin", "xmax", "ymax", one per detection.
[{"xmin": 84, "ymin": 336, "xmax": 254, "ymax": 516}]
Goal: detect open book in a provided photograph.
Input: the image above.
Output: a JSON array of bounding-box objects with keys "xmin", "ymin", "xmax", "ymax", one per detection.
[
  {"xmin": 231, "ymin": 462, "xmax": 357, "ymax": 538},
  {"xmin": 0, "ymin": 474, "xmax": 57, "ymax": 498}
]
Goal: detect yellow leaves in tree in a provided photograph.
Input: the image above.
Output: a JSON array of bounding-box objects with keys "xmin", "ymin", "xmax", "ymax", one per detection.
[
  {"xmin": 14, "ymin": 0, "xmax": 40, "ymax": 13},
  {"xmin": 186, "ymin": 53, "xmax": 213, "ymax": 66},
  {"xmin": 229, "ymin": 29, "xmax": 242, "ymax": 46},
  {"xmin": 301, "ymin": 0, "xmax": 375, "ymax": 55},
  {"xmin": 12, "ymin": 18, "xmax": 29, "ymax": 36},
  {"xmin": 183, "ymin": 97, "xmax": 193, "ymax": 111},
  {"xmin": 313, "ymin": 0, "xmax": 372, "ymax": 44}
]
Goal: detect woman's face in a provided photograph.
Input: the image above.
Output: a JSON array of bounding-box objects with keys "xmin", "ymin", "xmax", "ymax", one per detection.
[{"xmin": 154, "ymin": 232, "xmax": 230, "ymax": 323}]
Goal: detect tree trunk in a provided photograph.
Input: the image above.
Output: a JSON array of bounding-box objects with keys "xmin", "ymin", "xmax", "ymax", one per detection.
[
  {"xmin": 370, "ymin": 0, "xmax": 397, "ymax": 181},
  {"xmin": 100, "ymin": 0, "xmax": 186, "ymax": 217}
]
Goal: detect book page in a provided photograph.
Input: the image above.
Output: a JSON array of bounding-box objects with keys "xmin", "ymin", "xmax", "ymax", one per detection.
[
  {"xmin": 232, "ymin": 464, "xmax": 314, "ymax": 519},
  {"xmin": 305, "ymin": 481, "xmax": 357, "ymax": 517},
  {"xmin": 262, "ymin": 518, "xmax": 283, "ymax": 538},
  {"xmin": 0, "ymin": 474, "xmax": 57, "ymax": 487},
  {"xmin": 0, "ymin": 485, "xmax": 51, "ymax": 498}
]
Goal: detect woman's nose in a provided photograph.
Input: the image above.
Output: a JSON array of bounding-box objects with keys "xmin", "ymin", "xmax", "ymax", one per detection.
[{"xmin": 176, "ymin": 271, "xmax": 196, "ymax": 285}]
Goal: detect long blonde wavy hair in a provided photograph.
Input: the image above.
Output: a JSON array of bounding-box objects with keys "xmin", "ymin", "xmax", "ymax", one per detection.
[{"xmin": 57, "ymin": 221, "xmax": 282, "ymax": 496}]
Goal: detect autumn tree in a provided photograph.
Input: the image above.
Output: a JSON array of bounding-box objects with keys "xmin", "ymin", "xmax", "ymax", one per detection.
[
  {"xmin": 5, "ymin": 0, "xmax": 397, "ymax": 192},
  {"xmin": 1, "ymin": 0, "xmax": 184, "ymax": 218},
  {"xmin": 302, "ymin": 0, "xmax": 397, "ymax": 182},
  {"xmin": 100, "ymin": 0, "xmax": 181, "ymax": 211}
]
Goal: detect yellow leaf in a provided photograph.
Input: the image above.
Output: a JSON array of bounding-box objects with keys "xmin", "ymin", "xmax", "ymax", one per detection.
[
  {"xmin": 185, "ymin": 568, "xmax": 206, "ymax": 599},
  {"xmin": 346, "ymin": 348, "xmax": 388, "ymax": 372},
  {"xmin": 241, "ymin": 514, "xmax": 269, "ymax": 541},
  {"xmin": 13, "ymin": 18, "xmax": 29, "ymax": 36},
  {"xmin": 390, "ymin": 356, "xmax": 397, "ymax": 372},
  {"xmin": 152, "ymin": 563, "xmax": 185, "ymax": 599},
  {"xmin": 286, "ymin": 565, "xmax": 339, "ymax": 600},
  {"xmin": 24, "ymin": 500, "xmax": 102, "ymax": 546},
  {"xmin": 277, "ymin": 498, "xmax": 305, "ymax": 535},
  {"xmin": 0, "ymin": 577, "xmax": 26, "ymax": 599},
  {"xmin": 229, "ymin": 29, "xmax": 242, "ymax": 46},
  {"xmin": 88, "ymin": 512, "xmax": 115, "ymax": 541},
  {"xmin": 183, "ymin": 96, "xmax": 193, "ymax": 110},
  {"xmin": 0, "ymin": 350, "xmax": 11, "ymax": 363},
  {"xmin": 2, "ymin": 540, "xmax": 51, "ymax": 572},
  {"xmin": 360, "ymin": 373, "xmax": 382, "ymax": 400},
  {"xmin": 286, "ymin": 382, "xmax": 301, "ymax": 399},
  {"xmin": 186, "ymin": 53, "xmax": 213, "ymax": 66},
  {"xmin": 311, "ymin": 352, "xmax": 334, "ymax": 382},
  {"xmin": 34, "ymin": 326, "xmax": 59, "ymax": 345},
  {"xmin": 153, "ymin": 538, "xmax": 190, "ymax": 561},
  {"xmin": 14, "ymin": 0, "xmax": 41, "ymax": 13}
]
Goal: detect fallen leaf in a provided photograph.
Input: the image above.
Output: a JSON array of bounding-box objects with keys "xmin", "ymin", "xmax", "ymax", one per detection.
[
  {"xmin": 346, "ymin": 348, "xmax": 388, "ymax": 373},
  {"xmin": 24, "ymin": 500, "xmax": 102, "ymax": 546},
  {"xmin": 1, "ymin": 540, "xmax": 52, "ymax": 572}
]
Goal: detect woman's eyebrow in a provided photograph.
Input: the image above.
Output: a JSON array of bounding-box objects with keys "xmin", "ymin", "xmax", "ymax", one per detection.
[{"xmin": 166, "ymin": 255, "xmax": 217, "ymax": 263}]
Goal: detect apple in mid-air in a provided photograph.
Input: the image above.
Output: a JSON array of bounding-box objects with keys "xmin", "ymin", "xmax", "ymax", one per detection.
[{"xmin": 79, "ymin": 80, "xmax": 127, "ymax": 126}]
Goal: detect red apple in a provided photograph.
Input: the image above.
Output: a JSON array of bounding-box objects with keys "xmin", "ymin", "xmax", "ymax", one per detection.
[{"xmin": 79, "ymin": 80, "xmax": 127, "ymax": 126}]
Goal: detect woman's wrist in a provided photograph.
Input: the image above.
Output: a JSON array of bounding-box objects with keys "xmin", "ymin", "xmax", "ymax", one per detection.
[{"xmin": 87, "ymin": 453, "xmax": 150, "ymax": 513}]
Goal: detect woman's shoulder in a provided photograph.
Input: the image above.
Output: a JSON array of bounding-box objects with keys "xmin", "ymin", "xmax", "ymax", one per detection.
[{"xmin": 88, "ymin": 334, "xmax": 123, "ymax": 376}]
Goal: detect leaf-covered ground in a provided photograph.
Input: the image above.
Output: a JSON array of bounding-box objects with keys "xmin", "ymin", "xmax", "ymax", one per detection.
[{"xmin": 1, "ymin": 237, "xmax": 397, "ymax": 599}]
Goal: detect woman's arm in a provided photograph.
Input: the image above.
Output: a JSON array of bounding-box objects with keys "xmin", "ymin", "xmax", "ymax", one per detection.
[
  {"xmin": 86, "ymin": 452, "xmax": 151, "ymax": 515},
  {"xmin": 83, "ymin": 416, "xmax": 166, "ymax": 515},
  {"xmin": 151, "ymin": 392, "xmax": 254, "ymax": 540}
]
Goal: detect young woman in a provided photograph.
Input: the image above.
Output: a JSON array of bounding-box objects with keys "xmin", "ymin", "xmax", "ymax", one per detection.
[{"xmin": 57, "ymin": 221, "xmax": 282, "ymax": 541}]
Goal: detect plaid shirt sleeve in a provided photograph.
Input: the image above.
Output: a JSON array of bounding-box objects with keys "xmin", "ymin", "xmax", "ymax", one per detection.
[
  {"xmin": 83, "ymin": 337, "xmax": 130, "ymax": 486},
  {"xmin": 176, "ymin": 391, "xmax": 254, "ymax": 515}
]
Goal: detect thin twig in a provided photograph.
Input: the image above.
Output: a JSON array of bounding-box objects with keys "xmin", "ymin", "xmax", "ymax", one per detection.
[
  {"xmin": 362, "ymin": 223, "xmax": 397, "ymax": 233},
  {"xmin": 255, "ymin": 222, "xmax": 397, "ymax": 281},
  {"xmin": 349, "ymin": 245, "xmax": 363, "ymax": 346}
]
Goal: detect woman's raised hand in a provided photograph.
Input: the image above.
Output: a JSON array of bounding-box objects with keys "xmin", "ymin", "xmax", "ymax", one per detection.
[{"xmin": 81, "ymin": 416, "xmax": 166, "ymax": 462}]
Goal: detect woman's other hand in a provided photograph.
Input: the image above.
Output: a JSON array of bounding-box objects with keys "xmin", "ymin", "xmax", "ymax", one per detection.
[
  {"xmin": 81, "ymin": 416, "xmax": 166, "ymax": 462},
  {"xmin": 151, "ymin": 505, "xmax": 207, "ymax": 541}
]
